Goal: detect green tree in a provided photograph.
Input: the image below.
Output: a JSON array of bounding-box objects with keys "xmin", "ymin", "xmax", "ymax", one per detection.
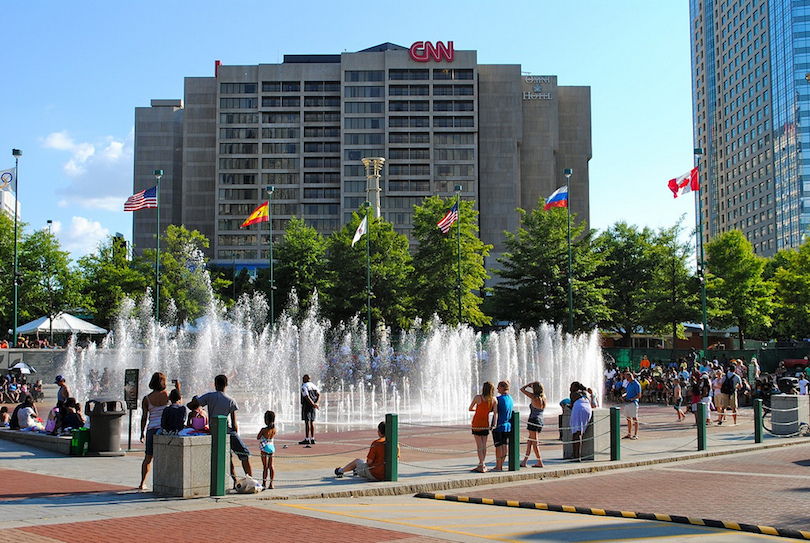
[
  {"xmin": 78, "ymin": 236, "xmax": 149, "ymax": 329},
  {"xmin": 411, "ymin": 196, "xmax": 492, "ymax": 326},
  {"xmin": 139, "ymin": 225, "xmax": 229, "ymax": 325},
  {"xmin": 274, "ymin": 217, "xmax": 329, "ymax": 315},
  {"xmin": 769, "ymin": 239, "xmax": 810, "ymax": 340},
  {"xmin": 593, "ymin": 222, "xmax": 660, "ymax": 346},
  {"xmin": 705, "ymin": 230, "xmax": 773, "ymax": 349},
  {"xmin": 493, "ymin": 201, "xmax": 608, "ymax": 330},
  {"xmin": 18, "ymin": 229, "xmax": 88, "ymax": 337},
  {"xmin": 323, "ymin": 210, "xmax": 414, "ymax": 332},
  {"xmin": 0, "ymin": 213, "xmax": 17, "ymax": 339}
]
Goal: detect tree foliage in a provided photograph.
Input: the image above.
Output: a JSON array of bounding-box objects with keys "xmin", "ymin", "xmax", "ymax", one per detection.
[
  {"xmin": 769, "ymin": 239, "xmax": 810, "ymax": 340},
  {"xmin": 411, "ymin": 196, "xmax": 491, "ymax": 326},
  {"xmin": 705, "ymin": 230, "xmax": 773, "ymax": 348},
  {"xmin": 273, "ymin": 217, "xmax": 329, "ymax": 314},
  {"xmin": 493, "ymin": 201, "xmax": 608, "ymax": 330},
  {"xmin": 322, "ymin": 210, "xmax": 414, "ymax": 333}
]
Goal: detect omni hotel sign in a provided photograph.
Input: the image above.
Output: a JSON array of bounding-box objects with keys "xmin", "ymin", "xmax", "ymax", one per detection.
[{"xmin": 523, "ymin": 75, "xmax": 553, "ymax": 100}]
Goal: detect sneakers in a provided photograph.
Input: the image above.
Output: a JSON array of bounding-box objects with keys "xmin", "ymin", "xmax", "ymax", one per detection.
[
  {"xmin": 334, "ymin": 468, "xmax": 343, "ymax": 478},
  {"xmin": 298, "ymin": 439, "xmax": 311, "ymax": 445}
]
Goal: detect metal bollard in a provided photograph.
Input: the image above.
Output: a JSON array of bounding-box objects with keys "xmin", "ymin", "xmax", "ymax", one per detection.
[
  {"xmin": 384, "ymin": 413, "xmax": 398, "ymax": 482},
  {"xmin": 610, "ymin": 406, "xmax": 621, "ymax": 461},
  {"xmin": 509, "ymin": 411, "xmax": 520, "ymax": 471},
  {"xmin": 697, "ymin": 402, "xmax": 707, "ymax": 451},
  {"xmin": 754, "ymin": 398, "xmax": 763, "ymax": 443},
  {"xmin": 210, "ymin": 415, "xmax": 227, "ymax": 496}
]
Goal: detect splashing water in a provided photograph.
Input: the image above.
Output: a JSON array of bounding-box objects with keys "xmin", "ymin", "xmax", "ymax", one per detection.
[{"xmin": 62, "ymin": 293, "xmax": 602, "ymax": 434}]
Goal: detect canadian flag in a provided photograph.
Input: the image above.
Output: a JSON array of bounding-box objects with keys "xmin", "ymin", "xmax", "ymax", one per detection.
[{"xmin": 668, "ymin": 167, "xmax": 699, "ymax": 198}]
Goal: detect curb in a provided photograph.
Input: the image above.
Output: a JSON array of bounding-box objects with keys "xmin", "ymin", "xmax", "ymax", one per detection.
[
  {"xmin": 415, "ymin": 492, "xmax": 810, "ymax": 541},
  {"xmin": 256, "ymin": 438, "xmax": 810, "ymax": 501}
]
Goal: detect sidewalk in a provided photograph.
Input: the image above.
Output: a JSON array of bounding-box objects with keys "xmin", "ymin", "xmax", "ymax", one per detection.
[{"xmin": 0, "ymin": 403, "xmax": 808, "ymax": 541}]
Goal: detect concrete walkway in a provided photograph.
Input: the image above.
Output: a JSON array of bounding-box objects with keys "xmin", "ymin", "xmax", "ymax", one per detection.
[{"xmin": 0, "ymin": 403, "xmax": 808, "ymax": 542}]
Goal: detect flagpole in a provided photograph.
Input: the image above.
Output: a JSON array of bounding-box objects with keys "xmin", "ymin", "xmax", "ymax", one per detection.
[
  {"xmin": 266, "ymin": 186, "xmax": 275, "ymax": 329},
  {"xmin": 153, "ymin": 169, "xmax": 163, "ymax": 323},
  {"xmin": 454, "ymin": 185, "xmax": 463, "ymax": 324},
  {"xmin": 364, "ymin": 202, "xmax": 372, "ymax": 352},
  {"xmin": 564, "ymin": 169, "xmax": 573, "ymax": 335},
  {"xmin": 12, "ymin": 149, "xmax": 21, "ymax": 347},
  {"xmin": 693, "ymin": 149, "xmax": 708, "ymax": 357}
]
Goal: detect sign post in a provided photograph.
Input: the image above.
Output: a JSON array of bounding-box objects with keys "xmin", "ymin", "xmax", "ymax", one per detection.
[{"xmin": 124, "ymin": 369, "xmax": 140, "ymax": 451}]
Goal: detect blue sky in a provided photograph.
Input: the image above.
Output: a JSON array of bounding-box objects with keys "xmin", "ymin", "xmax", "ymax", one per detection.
[{"xmin": 1, "ymin": 1, "xmax": 695, "ymax": 258}]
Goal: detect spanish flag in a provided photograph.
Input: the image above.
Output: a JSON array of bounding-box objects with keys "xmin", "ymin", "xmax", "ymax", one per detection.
[{"xmin": 240, "ymin": 201, "xmax": 269, "ymax": 228}]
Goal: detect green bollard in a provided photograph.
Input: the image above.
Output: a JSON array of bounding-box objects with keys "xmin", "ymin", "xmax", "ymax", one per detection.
[
  {"xmin": 210, "ymin": 415, "xmax": 228, "ymax": 496},
  {"xmin": 509, "ymin": 411, "xmax": 520, "ymax": 471},
  {"xmin": 754, "ymin": 398, "xmax": 763, "ymax": 443},
  {"xmin": 384, "ymin": 413, "xmax": 398, "ymax": 482},
  {"xmin": 697, "ymin": 402, "xmax": 707, "ymax": 451},
  {"xmin": 610, "ymin": 406, "xmax": 621, "ymax": 461}
]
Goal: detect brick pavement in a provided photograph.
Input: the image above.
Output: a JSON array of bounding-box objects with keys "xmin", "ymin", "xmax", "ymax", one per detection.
[
  {"xmin": 0, "ymin": 468, "xmax": 129, "ymax": 501},
  {"xmin": 461, "ymin": 442, "xmax": 810, "ymax": 531},
  {"xmin": 4, "ymin": 505, "xmax": 445, "ymax": 543}
]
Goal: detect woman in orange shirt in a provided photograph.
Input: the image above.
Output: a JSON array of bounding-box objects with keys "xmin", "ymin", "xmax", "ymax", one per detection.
[{"xmin": 468, "ymin": 381, "xmax": 496, "ymax": 472}]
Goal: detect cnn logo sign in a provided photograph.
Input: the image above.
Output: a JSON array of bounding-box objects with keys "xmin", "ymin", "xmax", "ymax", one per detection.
[{"xmin": 409, "ymin": 41, "xmax": 454, "ymax": 62}]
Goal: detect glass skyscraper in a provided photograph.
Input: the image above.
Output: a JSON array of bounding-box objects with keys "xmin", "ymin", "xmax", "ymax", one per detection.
[{"xmin": 690, "ymin": 0, "xmax": 810, "ymax": 256}]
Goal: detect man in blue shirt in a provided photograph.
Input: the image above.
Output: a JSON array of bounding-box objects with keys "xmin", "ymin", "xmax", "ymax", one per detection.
[
  {"xmin": 622, "ymin": 371, "xmax": 642, "ymax": 439},
  {"xmin": 491, "ymin": 380, "xmax": 513, "ymax": 471}
]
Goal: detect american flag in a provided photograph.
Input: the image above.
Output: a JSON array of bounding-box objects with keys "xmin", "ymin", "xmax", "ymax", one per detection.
[
  {"xmin": 124, "ymin": 186, "xmax": 158, "ymax": 211},
  {"xmin": 437, "ymin": 202, "xmax": 459, "ymax": 234}
]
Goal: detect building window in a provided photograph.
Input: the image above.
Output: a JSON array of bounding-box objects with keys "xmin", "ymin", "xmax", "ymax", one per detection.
[{"xmin": 345, "ymin": 70, "xmax": 384, "ymax": 82}]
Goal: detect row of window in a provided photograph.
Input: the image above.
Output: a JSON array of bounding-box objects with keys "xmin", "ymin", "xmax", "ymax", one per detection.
[
  {"xmin": 345, "ymin": 69, "xmax": 473, "ymax": 82},
  {"xmin": 220, "ymin": 81, "xmax": 342, "ymax": 94}
]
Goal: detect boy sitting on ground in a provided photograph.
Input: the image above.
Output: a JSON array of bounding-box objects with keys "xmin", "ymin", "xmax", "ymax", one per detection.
[{"xmin": 334, "ymin": 421, "xmax": 399, "ymax": 481}]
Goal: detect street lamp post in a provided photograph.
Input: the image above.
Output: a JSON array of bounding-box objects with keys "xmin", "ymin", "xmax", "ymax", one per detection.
[
  {"xmin": 454, "ymin": 184, "xmax": 463, "ymax": 325},
  {"xmin": 47, "ymin": 219, "xmax": 54, "ymax": 345},
  {"xmin": 363, "ymin": 201, "xmax": 372, "ymax": 351},
  {"xmin": 362, "ymin": 157, "xmax": 385, "ymax": 218},
  {"xmin": 693, "ymin": 149, "xmax": 708, "ymax": 357},
  {"xmin": 564, "ymin": 168, "xmax": 573, "ymax": 335},
  {"xmin": 153, "ymin": 169, "xmax": 163, "ymax": 323},
  {"xmin": 11, "ymin": 149, "xmax": 21, "ymax": 347},
  {"xmin": 265, "ymin": 185, "xmax": 275, "ymax": 328}
]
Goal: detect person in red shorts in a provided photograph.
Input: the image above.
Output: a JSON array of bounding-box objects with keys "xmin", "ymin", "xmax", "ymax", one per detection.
[{"xmin": 334, "ymin": 421, "xmax": 399, "ymax": 481}]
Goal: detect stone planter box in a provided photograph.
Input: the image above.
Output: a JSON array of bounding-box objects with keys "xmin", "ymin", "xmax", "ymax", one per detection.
[{"xmin": 153, "ymin": 434, "xmax": 211, "ymax": 498}]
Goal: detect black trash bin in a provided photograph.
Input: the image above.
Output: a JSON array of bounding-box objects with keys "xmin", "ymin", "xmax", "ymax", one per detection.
[{"xmin": 85, "ymin": 399, "xmax": 126, "ymax": 456}]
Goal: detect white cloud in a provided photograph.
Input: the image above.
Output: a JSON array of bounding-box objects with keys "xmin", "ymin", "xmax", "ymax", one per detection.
[
  {"xmin": 56, "ymin": 216, "xmax": 109, "ymax": 256},
  {"xmin": 44, "ymin": 128, "xmax": 134, "ymax": 211}
]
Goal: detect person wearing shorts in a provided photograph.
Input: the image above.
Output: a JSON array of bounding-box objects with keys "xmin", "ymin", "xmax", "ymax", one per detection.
[
  {"xmin": 491, "ymin": 381, "xmax": 513, "ymax": 471},
  {"xmin": 300, "ymin": 374, "xmax": 320, "ymax": 445},
  {"xmin": 622, "ymin": 372, "xmax": 641, "ymax": 439},
  {"xmin": 194, "ymin": 374, "xmax": 253, "ymax": 485}
]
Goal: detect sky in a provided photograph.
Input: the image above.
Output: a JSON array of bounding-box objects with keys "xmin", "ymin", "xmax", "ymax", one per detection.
[{"xmin": 0, "ymin": 1, "xmax": 696, "ymax": 259}]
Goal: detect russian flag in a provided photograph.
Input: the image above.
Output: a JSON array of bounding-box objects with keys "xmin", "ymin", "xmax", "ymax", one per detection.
[{"xmin": 543, "ymin": 185, "xmax": 568, "ymax": 211}]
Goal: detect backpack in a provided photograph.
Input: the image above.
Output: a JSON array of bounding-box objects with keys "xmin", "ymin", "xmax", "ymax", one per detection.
[{"xmin": 721, "ymin": 375, "xmax": 736, "ymax": 395}]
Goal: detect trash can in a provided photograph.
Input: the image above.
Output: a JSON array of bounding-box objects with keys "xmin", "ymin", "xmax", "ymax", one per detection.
[
  {"xmin": 85, "ymin": 399, "xmax": 126, "ymax": 456},
  {"xmin": 70, "ymin": 427, "xmax": 90, "ymax": 456}
]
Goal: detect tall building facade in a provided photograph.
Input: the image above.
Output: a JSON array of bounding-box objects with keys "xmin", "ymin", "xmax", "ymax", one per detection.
[
  {"xmin": 690, "ymin": 0, "xmax": 810, "ymax": 256},
  {"xmin": 133, "ymin": 43, "xmax": 591, "ymax": 276}
]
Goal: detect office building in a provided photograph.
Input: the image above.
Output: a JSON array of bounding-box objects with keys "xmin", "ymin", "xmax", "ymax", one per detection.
[
  {"xmin": 690, "ymin": 0, "xmax": 810, "ymax": 256},
  {"xmin": 133, "ymin": 42, "xmax": 592, "ymax": 276}
]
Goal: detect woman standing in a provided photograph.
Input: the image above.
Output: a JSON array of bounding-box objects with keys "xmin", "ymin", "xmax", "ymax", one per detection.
[
  {"xmin": 468, "ymin": 381, "xmax": 496, "ymax": 473},
  {"xmin": 519, "ymin": 381, "xmax": 546, "ymax": 467},
  {"xmin": 138, "ymin": 373, "xmax": 178, "ymax": 490}
]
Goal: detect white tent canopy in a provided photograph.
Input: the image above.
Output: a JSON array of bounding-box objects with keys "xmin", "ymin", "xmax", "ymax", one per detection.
[{"xmin": 14, "ymin": 312, "xmax": 107, "ymax": 335}]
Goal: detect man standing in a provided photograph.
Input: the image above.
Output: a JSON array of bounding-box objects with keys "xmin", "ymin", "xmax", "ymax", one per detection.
[
  {"xmin": 622, "ymin": 371, "xmax": 641, "ymax": 439},
  {"xmin": 491, "ymin": 380, "xmax": 513, "ymax": 471},
  {"xmin": 718, "ymin": 363, "xmax": 742, "ymax": 425},
  {"xmin": 194, "ymin": 374, "xmax": 253, "ymax": 484},
  {"xmin": 300, "ymin": 374, "xmax": 320, "ymax": 446}
]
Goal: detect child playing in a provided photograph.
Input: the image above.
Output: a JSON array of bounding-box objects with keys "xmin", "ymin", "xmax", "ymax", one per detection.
[
  {"xmin": 161, "ymin": 389, "xmax": 187, "ymax": 434},
  {"xmin": 257, "ymin": 410, "xmax": 276, "ymax": 489},
  {"xmin": 186, "ymin": 397, "xmax": 209, "ymax": 432},
  {"xmin": 0, "ymin": 406, "xmax": 10, "ymax": 427}
]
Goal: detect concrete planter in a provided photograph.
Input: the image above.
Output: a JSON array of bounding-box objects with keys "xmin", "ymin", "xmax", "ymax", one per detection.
[{"xmin": 153, "ymin": 434, "xmax": 212, "ymax": 498}]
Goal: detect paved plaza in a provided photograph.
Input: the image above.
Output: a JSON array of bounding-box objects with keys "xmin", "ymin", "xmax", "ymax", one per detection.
[{"xmin": 1, "ymin": 402, "xmax": 809, "ymax": 542}]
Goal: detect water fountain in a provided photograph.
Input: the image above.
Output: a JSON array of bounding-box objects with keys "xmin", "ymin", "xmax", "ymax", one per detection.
[{"xmin": 59, "ymin": 290, "xmax": 603, "ymax": 434}]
